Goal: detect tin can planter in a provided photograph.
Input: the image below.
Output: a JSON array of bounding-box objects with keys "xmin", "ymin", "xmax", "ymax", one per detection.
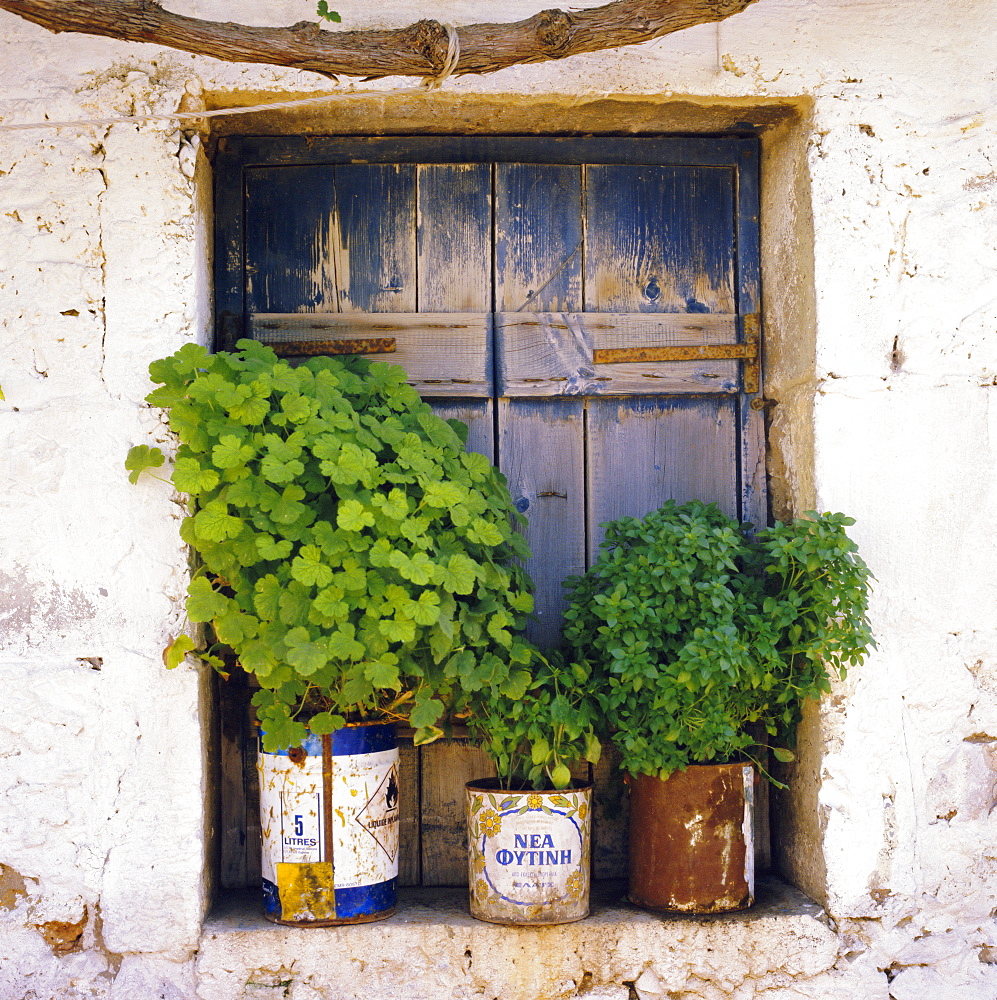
[
  {"xmin": 465, "ymin": 779, "xmax": 592, "ymax": 925},
  {"xmin": 258, "ymin": 721, "xmax": 399, "ymax": 926},
  {"xmin": 627, "ymin": 761, "xmax": 754, "ymax": 914}
]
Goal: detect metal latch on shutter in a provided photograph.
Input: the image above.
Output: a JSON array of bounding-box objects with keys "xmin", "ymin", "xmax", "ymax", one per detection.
[
  {"xmin": 269, "ymin": 338, "xmax": 396, "ymax": 357},
  {"xmin": 592, "ymin": 314, "xmax": 761, "ymax": 393}
]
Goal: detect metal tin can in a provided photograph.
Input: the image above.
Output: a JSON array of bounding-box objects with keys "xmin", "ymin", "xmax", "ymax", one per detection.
[
  {"xmin": 465, "ymin": 779, "xmax": 592, "ymax": 925},
  {"xmin": 627, "ymin": 762, "xmax": 755, "ymax": 913},
  {"xmin": 258, "ymin": 721, "xmax": 399, "ymax": 926}
]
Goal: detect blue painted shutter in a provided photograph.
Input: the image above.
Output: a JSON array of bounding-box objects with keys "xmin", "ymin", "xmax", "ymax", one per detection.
[{"xmin": 220, "ymin": 137, "xmax": 763, "ymax": 887}]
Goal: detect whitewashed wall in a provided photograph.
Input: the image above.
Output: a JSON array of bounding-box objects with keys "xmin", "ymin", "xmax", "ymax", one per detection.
[{"xmin": 0, "ymin": 1, "xmax": 995, "ymax": 997}]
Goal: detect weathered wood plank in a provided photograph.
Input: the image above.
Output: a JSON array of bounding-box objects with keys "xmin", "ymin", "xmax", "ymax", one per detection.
[
  {"xmin": 228, "ymin": 136, "xmax": 755, "ymax": 170},
  {"xmin": 591, "ymin": 743, "xmax": 629, "ymax": 880},
  {"xmin": 585, "ymin": 165, "xmax": 736, "ymax": 314},
  {"xmin": 585, "ymin": 396, "xmax": 739, "ymax": 561},
  {"xmin": 413, "ymin": 164, "xmax": 495, "ymax": 890},
  {"xmin": 417, "ymin": 163, "xmax": 491, "ymax": 312},
  {"xmin": 251, "ymin": 313, "xmax": 493, "ymax": 397},
  {"xmin": 420, "ymin": 740, "xmax": 495, "ymax": 886},
  {"xmin": 754, "ymin": 763, "xmax": 771, "ymax": 873},
  {"xmin": 214, "ymin": 150, "xmax": 245, "ymax": 351},
  {"xmin": 244, "ymin": 164, "xmax": 338, "ymax": 314},
  {"xmin": 497, "ymin": 397, "xmax": 585, "ymax": 649},
  {"xmin": 396, "ymin": 737, "xmax": 421, "ymax": 886},
  {"xmin": 331, "ymin": 163, "xmax": 417, "ymax": 313},
  {"xmin": 428, "ymin": 399, "xmax": 494, "ymax": 463},
  {"xmin": 733, "ymin": 143, "xmax": 767, "ymax": 531},
  {"xmin": 497, "ymin": 312, "xmax": 741, "ymax": 396},
  {"xmin": 218, "ymin": 673, "xmax": 250, "ymax": 888},
  {"xmin": 244, "ymin": 164, "xmax": 418, "ymax": 316},
  {"xmin": 496, "ymin": 164, "xmax": 583, "ymax": 313},
  {"xmin": 243, "ymin": 719, "xmax": 262, "ymax": 889}
]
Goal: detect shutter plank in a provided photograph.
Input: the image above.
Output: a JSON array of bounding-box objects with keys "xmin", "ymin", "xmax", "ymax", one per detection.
[
  {"xmin": 428, "ymin": 399, "xmax": 494, "ymax": 463},
  {"xmin": 591, "ymin": 743, "xmax": 629, "ymax": 880},
  {"xmin": 218, "ymin": 676, "xmax": 249, "ymax": 888},
  {"xmin": 245, "ymin": 165, "xmax": 338, "ymax": 314},
  {"xmin": 396, "ymin": 738, "xmax": 421, "ymax": 886},
  {"xmin": 498, "ymin": 397, "xmax": 585, "ymax": 649},
  {"xmin": 417, "ymin": 163, "xmax": 491, "ymax": 312},
  {"xmin": 585, "ymin": 396, "xmax": 739, "ymax": 560},
  {"xmin": 420, "ymin": 741, "xmax": 495, "ymax": 886},
  {"xmin": 244, "ymin": 163, "xmax": 418, "ymax": 316},
  {"xmin": 251, "ymin": 313, "xmax": 492, "ymax": 398},
  {"xmin": 332, "ymin": 163, "xmax": 417, "ymax": 313},
  {"xmin": 414, "ymin": 163, "xmax": 494, "ymax": 888},
  {"xmin": 243, "ymin": 725, "xmax": 262, "ymax": 888},
  {"xmin": 497, "ymin": 312, "xmax": 741, "ymax": 396},
  {"xmin": 585, "ymin": 165, "xmax": 736, "ymax": 314},
  {"xmin": 496, "ymin": 164, "xmax": 583, "ymax": 312}
]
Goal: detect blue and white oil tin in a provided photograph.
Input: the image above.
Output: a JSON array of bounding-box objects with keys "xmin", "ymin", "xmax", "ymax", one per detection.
[
  {"xmin": 258, "ymin": 721, "xmax": 398, "ymax": 926},
  {"xmin": 466, "ymin": 779, "xmax": 592, "ymax": 925}
]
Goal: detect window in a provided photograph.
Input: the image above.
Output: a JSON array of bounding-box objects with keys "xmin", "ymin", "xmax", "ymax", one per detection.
[{"xmin": 213, "ymin": 136, "xmax": 763, "ymax": 888}]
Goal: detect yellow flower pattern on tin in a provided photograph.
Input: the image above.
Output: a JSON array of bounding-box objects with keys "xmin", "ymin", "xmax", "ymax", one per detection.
[
  {"xmin": 566, "ymin": 869, "xmax": 584, "ymax": 898},
  {"xmin": 480, "ymin": 809, "xmax": 502, "ymax": 836}
]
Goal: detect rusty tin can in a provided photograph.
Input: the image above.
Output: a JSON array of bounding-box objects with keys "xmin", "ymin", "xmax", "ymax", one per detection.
[
  {"xmin": 258, "ymin": 721, "xmax": 399, "ymax": 926},
  {"xmin": 466, "ymin": 779, "xmax": 592, "ymax": 925},
  {"xmin": 627, "ymin": 762, "xmax": 754, "ymax": 914}
]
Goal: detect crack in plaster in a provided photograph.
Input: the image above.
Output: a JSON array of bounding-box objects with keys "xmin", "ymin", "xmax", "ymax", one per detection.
[{"xmin": 94, "ymin": 129, "xmax": 110, "ymax": 386}]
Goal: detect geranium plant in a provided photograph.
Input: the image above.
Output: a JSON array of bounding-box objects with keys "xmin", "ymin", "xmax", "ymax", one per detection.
[
  {"xmin": 563, "ymin": 500, "xmax": 874, "ymax": 780},
  {"xmin": 127, "ymin": 339, "xmax": 536, "ymax": 751}
]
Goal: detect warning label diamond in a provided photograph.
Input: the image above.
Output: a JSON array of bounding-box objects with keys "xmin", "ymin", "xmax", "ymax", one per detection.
[{"xmin": 356, "ymin": 763, "xmax": 400, "ymax": 862}]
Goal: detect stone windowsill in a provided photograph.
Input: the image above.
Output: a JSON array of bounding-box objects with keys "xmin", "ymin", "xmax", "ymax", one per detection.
[{"xmin": 196, "ymin": 878, "xmax": 843, "ymax": 1000}]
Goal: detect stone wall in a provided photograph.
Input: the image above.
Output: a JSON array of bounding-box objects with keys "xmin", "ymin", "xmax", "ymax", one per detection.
[{"xmin": 0, "ymin": 1, "xmax": 995, "ymax": 996}]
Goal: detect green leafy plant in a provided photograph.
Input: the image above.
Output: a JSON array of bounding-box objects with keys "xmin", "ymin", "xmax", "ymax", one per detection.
[
  {"xmin": 127, "ymin": 339, "xmax": 536, "ymax": 752},
  {"xmin": 316, "ymin": 1, "xmax": 341, "ymax": 23},
  {"xmin": 463, "ymin": 649, "xmax": 602, "ymax": 791},
  {"xmin": 563, "ymin": 500, "xmax": 874, "ymax": 781}
]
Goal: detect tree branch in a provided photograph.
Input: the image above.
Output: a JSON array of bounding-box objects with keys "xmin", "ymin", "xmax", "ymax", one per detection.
[{"xmin": 0, "ymin": 0, "xmax": 759, "ymax": 80}]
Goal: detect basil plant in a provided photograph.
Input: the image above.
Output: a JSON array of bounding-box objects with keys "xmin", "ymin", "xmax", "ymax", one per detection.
[{"xmin": 563, "ymin": 500, "xmax": 874, "ymax": 780}]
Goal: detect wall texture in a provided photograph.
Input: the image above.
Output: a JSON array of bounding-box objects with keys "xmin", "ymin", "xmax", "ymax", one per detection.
[{"xmin": 1, "ymin": 1, "xmax": 995, "ymax": 997}]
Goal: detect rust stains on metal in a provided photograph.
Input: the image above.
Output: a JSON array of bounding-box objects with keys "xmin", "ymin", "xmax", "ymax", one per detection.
[
  {"xmin": 593, "ymin": 343, "xmax": 754, "ymax": 364},
  {"xmin": 590, "ymin": 312, "xmax": 760, "ymax": 393},
  {"xmin": 741, "ymin": 312, "xmax": 761, "ymax": 393},
  {"xmin": 627, "ymin": 762, "xmax": 754, "ymax": 914},
  {"xmin": 270, "ymin": 338, "xmax": 396, "ymax": 357},
  {"xmin": 322, "ymin": 734, "xmax": 335, "ymax": 869},
  {"xmin": 287, "ymin": 747, "xmax": 307, "ymax": 767}
]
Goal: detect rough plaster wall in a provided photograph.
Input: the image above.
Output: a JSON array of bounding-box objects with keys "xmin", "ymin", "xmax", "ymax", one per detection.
[
  {"xmin": 0, "ymin": 25, "xmax": 214, "ymax": 1000},
  {"xmin": 1, "ymin": 0, "xmax": 996, "ymax": 996}
]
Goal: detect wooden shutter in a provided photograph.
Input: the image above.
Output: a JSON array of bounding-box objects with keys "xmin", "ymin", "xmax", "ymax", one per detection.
[{"xmin": 214, "ymin": 136, "xmax": 764, "ymax": 888}]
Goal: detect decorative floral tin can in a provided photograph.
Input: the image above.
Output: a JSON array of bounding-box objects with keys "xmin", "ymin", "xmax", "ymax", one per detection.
[
  {"xmin": 258, "ymin": 721, "xmax": 399, "ymax": 926},
  {"xmin": 465, "ymin": 779, "xmax": 592, "ymax": 925}
]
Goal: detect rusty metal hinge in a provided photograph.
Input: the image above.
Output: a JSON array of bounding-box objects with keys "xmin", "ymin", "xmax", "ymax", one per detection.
[
  {"xmin": 592, "ymin": 313, "xmax": 760, "ymax": 393},
  {"xmin": 269, "ymin": 338, "xmax": 396, "ymax": 358}
]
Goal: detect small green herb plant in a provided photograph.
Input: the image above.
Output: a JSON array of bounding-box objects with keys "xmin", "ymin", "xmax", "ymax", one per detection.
[
  {"xmin": 127, "ymin": 339, "xmax": 536, "ymax": 752},
  {"xmin": 563, "ymin": 500, "xmax": 874, "ymax": 781},
  {"xmin": 463, "ymin": 649, "xmax": 602, "ymax": 791}
]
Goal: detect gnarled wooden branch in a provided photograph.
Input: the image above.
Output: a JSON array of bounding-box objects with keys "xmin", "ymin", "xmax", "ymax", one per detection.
[{"xmin": 0, "ymin": 0, "xmax": 759, "ymax": 80}]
